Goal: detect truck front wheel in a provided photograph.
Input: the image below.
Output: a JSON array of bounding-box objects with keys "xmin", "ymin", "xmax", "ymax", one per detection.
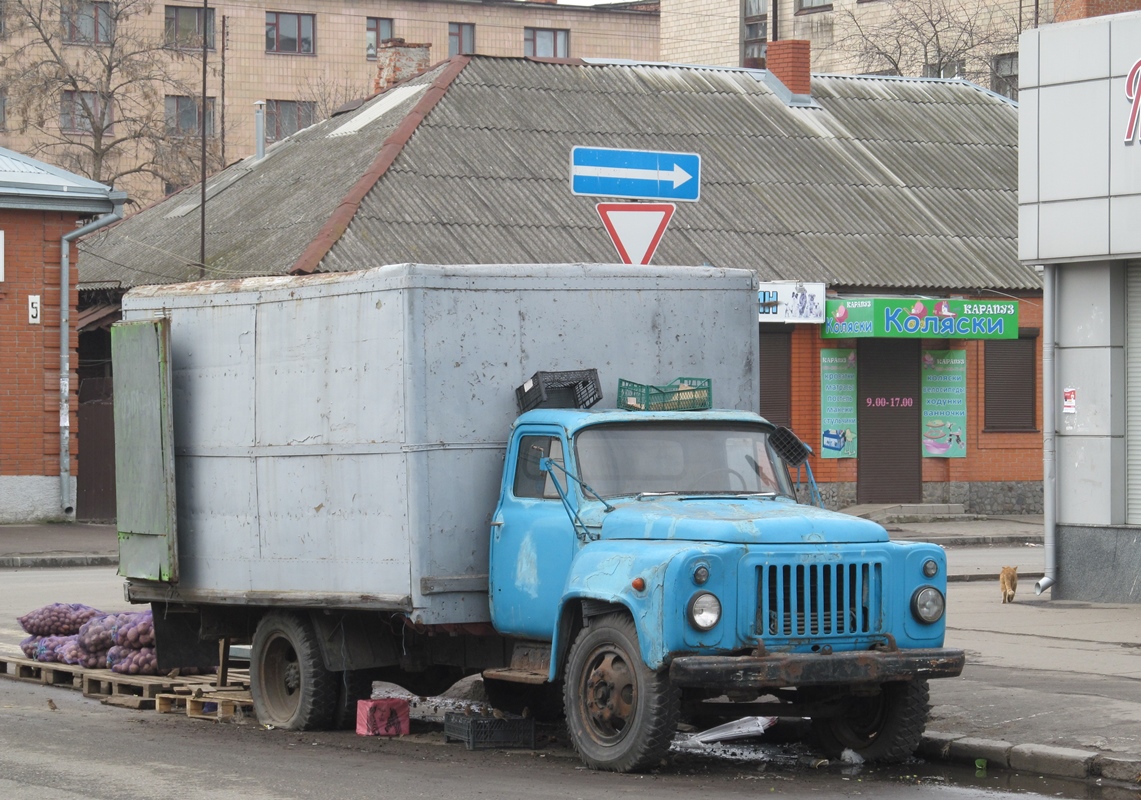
[
  {"xmin": 809, "ymin": 678, "xmax": 930, "ymax": 763},
  {"xmin": 251, "ymin": 612, "xmax": 338, "ymax": 730},
  {"xmin": 563, "ymin": 613, "xmax": 679, "ymax": 772}
]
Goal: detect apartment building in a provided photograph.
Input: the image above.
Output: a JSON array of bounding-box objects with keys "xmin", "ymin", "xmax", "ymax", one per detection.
[
  {"xmin": 0, "ymin": 0, "xmax": 658, "ymax": 205},
  {"xmin": 661, "ymin": 0, "xmax": 1049, "ymax": 98}
]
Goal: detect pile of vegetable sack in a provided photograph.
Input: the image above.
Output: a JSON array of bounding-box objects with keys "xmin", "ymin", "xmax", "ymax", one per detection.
[{"xmin": 18, "ymin": 604, "xmax": 159, "ymax": 675}]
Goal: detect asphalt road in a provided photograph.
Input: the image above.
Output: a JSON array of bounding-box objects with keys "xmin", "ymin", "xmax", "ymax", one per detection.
[{"xmin": 0, "ymin": 567, "xmax": 1110, "ymax": 800}]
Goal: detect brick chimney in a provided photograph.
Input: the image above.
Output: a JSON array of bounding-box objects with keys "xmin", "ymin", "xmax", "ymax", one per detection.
[
  {"xmin": 766, "ymin": 40, "xmax": 812, "ymax": 96},
  {"xmin": 374, "ymin": 38, "xmax": 432, "ymax": 94}
]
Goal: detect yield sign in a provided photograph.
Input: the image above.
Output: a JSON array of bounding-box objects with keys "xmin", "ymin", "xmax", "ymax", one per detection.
[{"xmin": 596, "ymin": 202, "xmax": 675, "ymax": 265}]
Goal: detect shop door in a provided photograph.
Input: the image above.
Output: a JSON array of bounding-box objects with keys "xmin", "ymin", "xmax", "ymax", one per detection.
[{"xmin": 856, "ymin": 339, "xmax": 921, "ymax": 504}]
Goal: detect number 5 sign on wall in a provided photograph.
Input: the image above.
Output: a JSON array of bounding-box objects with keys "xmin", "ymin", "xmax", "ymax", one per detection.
[{"xmin": 28, "ymin": 295, "xmax": 41, "ymax": 325}]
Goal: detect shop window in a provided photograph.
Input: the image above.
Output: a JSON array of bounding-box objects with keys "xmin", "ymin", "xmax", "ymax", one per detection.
[
  {"xmin": 759, "ymin": 325, "xmax": 792, "ymax": 427},
  {"xmin": 266, "ymin": 11, "xmax": 314, "ymax": 54},
  {"xmin": 366, "ymin": 17, "xmax": 392, "ymax": 59},
  {"xmin": 525, "ymin": 27, "xmax": 568, "ymax": 58},
  {"xmin": 984, "ymin": 329, "xmax": 1037, "ymax": 431},
  {"xmin": 449, "ymin": 22, "xmax": 474, "ymax": 56}
]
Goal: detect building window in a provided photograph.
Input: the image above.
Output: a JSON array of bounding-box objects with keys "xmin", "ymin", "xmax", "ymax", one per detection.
[
  {"xmin": 0, "ymin": 94, "xmax": 6, "ymax": 130},
  {"xmin": 165, "ymin": 95, "xmax": 215, "ymax": 136},
  {"xmin": 758, "ymin": 325, "xmax": 792, "ymax": 427},
  {"xmin": 64, "ymin": 0, "xmax": 113, "ymax": 44},
  {"xmin": 923, "ymin": 60, "xmax": 965, "ymax": 79},
  {"xmin": 992, "ymin": 52, "xmax": 1018, "ymax": 100},
  {"xmin": 61, "ymin": 90, "xmax": 111, "ymax": 132},
  {"xmin": 266, "ymin": 11, "xmax": 314, "ymax": 54},
  {"xmin": 165, "ymin": 6, "xmax": 214, "ymax": 49},
  {"xmin": 365, "ymin": 17, "xmax": 392, "ymax": 59},
  {"xmin": 796, "ymin": 0, "xmax": 832, "ymax": 11},
  {"xmin": 449, "ymin": 22, "xmax": 474, "ymax": 56},
  {"xmin": 984, "ymin": 330, "xmax": 1037, "ymax": 432},
  {"xmin": 524, "ymin": 27, "xmax": 568, "ymax": 58},
  {"xmin": 265, "ymin": 99, "xmax": 315, "ymax": 141}
]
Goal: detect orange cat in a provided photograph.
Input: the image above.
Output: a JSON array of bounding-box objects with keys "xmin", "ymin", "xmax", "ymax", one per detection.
[{"xmin": 999, "ymin": 566, "xmax": 1017, "ymax": 604}]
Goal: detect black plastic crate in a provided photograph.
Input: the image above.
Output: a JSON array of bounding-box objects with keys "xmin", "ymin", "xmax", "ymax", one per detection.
[
  {"xmin": 443, "ymin": 711, "xmax": 536, "ymax": 750},
  {"xmin": 516, "ymin": 369, "xmax": 602, "ymax": 413}
]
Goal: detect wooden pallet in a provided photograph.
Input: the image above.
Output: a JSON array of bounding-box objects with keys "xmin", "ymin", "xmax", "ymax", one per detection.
[
  {"xmin": 156, "ymin": 689, "xmax": 253, "ymax": 721},
  {"xmin": 0, "ymin": 655, "xmax": 84, "ymax": 688}
]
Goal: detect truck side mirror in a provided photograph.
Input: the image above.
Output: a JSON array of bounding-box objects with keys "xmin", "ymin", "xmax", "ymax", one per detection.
[{"xmin": 769, "ymin": 426, "xmax": 811, "ymax": 468}]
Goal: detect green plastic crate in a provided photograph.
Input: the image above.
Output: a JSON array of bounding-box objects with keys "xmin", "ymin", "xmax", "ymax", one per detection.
[{"xmin": 616, "ymin": 377, "xmax": 712, "ymax": 411}]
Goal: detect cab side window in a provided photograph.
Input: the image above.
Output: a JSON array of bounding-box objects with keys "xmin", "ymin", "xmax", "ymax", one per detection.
[{"xmin": 512, "ymin": 435, "xmax": 564, "ymax": 499}]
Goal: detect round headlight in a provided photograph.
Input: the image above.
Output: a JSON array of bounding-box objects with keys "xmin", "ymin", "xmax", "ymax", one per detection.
[
  {"xmin": 923, "ymin": 559, "xmax": 939, "ymax": 578},
  {"xmin": 688, "ymin": 592, "xmax": 722, "ymax": 631},
  {"xmin": 911, "ymin": 586, "xmax": 945, "ymax": 623},
  {"xmin": 694, "ymin": 565, "xmax": 710, "ymax": 585}
]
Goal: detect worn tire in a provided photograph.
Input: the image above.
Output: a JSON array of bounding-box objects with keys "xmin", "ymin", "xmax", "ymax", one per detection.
[
  {"xmin": 563, "ymin": 613, "xmax": 680, "ymax": 772},
  {"xmin": 333, "ymin": 669, "xmax": 376, "ymax": 730},
  {"xmin": 810, "ymin": 679, "xmax": 930, "ymax": 763},
  {"xmin": 251, "ymin": 612, "xmax": 338, "ymax": 730}
]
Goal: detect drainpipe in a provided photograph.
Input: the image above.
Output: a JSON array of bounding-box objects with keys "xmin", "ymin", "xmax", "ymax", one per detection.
[
  {"xmin": 1036, "ymin": 262, "xmax": 1056, "ymax": 595},
  {"xmin": 59, "ymin": 191, "xmax": 128, "ymax": 515}
]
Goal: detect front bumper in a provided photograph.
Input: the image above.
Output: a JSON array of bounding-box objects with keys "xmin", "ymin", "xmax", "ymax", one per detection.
[{"xmin": 669, "ymin": 647, "xmax": 965, "ymax": 690}]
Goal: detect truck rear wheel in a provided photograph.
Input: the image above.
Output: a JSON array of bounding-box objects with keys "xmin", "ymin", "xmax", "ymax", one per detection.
[
  {"xmin": 251, "ymin": 612, "xmax": 337, "ymax": 730},
  {"xmin": 809, "ymin": 679, "xmax": 930, "ymax": 763},
  {"xmin": 563, "ymin": 613, "xmax": 679, "ymax": 772}
]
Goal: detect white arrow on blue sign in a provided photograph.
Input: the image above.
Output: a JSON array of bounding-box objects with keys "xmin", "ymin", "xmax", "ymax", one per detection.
[{"xmin": 570, "ymin": 146, "xmax": 701, "ymax": 202}]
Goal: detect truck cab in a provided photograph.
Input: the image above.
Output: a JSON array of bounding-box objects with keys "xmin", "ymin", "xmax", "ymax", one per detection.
[{"xmin": 488, "ymin": 408, "xmax": 963, "ymax": 772}]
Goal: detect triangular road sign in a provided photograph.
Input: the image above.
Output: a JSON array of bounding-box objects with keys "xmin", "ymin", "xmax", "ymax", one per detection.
[{"xmin": 596, "ymin": 202, "xmax": 675, "ymax": 265}]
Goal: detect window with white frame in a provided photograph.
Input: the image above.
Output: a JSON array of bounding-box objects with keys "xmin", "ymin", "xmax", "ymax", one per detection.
[
  {"xmin": 923, "ymin": 60, "xmax": 964, "ymax": 79},
  {"xmin": 524, "ymin": 27, "xmax": 568, "ymax": 58}
]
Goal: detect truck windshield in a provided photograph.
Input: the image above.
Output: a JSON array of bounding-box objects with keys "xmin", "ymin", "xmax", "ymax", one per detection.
[{"xmin": 573, "ymin": 421, "xmax": 795, "ymax": 499}]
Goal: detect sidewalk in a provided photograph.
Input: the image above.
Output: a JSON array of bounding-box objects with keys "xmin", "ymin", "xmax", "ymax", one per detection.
[{"xmin": 2, "ymin": 516, "xmax": 1140, "ymax": 786}]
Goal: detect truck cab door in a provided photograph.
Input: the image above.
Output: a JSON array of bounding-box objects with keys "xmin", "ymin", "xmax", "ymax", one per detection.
[
  {"xmin": 111, "ymin": 318, "xmax": 179, "ymax": 583},
  {"xmin": 489, "ymin": 428, "xmax": 579, "ymax": 639}
]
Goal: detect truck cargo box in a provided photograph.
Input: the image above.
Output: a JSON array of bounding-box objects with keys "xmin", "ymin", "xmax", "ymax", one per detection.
[{"xmin": 113, "ymin": 263, "xmax": 759, "ymax": 624}]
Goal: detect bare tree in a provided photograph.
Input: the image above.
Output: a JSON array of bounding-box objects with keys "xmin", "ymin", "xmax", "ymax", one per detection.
[
  {"xmin": 0, "ymin": 0, "xmax": 222, "ymax": 199},
  {"xmin": 828, "ymin": 0, "xmax": 1026, "ymax": 94},
  {"xmin": 298, "ymin": 70, "xmax": 375, "ymax": 122}
]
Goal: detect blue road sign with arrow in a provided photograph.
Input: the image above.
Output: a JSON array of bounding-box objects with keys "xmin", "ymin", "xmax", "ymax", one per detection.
[{"xmin": 570, "ymin": 146, "xmax": 701, "ymax": 202}]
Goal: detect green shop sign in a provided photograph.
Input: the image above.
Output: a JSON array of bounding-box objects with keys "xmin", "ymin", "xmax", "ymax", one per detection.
[{"xmin": 822, "ymin": 298, "xmax": 1018, "ymax": 339}]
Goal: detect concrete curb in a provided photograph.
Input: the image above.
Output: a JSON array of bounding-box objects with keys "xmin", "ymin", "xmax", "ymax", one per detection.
[
  {"xmin": 920, "ymin": 732, "xmax": 1141, "ymax": 784},
  {"xmin": 0, "ymin": 555, "xmax": 118, "ymax": 569}
]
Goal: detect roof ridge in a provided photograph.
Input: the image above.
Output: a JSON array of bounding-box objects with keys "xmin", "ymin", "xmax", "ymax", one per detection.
[{"xmin": 289, "ymin": 56, "xmax": 471, "ymax": 275}]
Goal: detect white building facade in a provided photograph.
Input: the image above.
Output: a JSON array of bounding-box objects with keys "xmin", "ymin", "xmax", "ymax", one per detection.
[{"xmin": 1020, "ymin": 10, "xmax": 1141, "ymax": 603}]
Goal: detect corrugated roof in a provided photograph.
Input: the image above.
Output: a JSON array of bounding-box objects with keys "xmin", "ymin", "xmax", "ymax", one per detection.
[
  {"xmin": 80, "ymin": 56, "xmax": 1034, "ymax": 292},
  {"xmin": 0, "ymin": 146, "xmax": 123, "ymax": 213}
]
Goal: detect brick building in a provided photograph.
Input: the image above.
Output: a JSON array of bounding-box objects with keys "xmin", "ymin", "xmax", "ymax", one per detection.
[
  {"xmin": 0, "ymin": 0, "xmax": 658, "ymax": 205},
  {"xmin": 0, "ymin": 148, "xmax": 125, "ymax": 522}
]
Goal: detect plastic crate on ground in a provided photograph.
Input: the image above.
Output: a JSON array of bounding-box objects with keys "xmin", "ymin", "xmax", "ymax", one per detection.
[
  {"xmin": 516, "ymin": 370, "xmax": 602, "ymax": 412},
  {"xmin": 617, "ymin": 377, "xmax": 712, "ymax": 411},
  {"xmin": 443, "ymin": 711, "xmax": 536, "ymax": 750}
]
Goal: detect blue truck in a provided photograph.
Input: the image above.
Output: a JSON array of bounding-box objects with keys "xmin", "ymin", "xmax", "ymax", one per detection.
[{"xmin": 112, "ymin": 263, "xmax": 963, "ymax": 772}]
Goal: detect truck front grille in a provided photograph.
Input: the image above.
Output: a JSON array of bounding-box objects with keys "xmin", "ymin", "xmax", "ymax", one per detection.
[{"xmin": 757, "ymin": 561, "xmax": 883, "ymax": 638}]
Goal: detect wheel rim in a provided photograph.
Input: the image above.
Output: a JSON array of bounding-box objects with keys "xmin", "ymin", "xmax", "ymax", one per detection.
[
  {"xmin": 578, "ymin": 642, "xmax": 638, "ymax": 744},
  {"xmin": 260, "ymin": 631, "xmax": 302, "ymax": 723},
  {"xmin": 834, "ymin": 692, "xmax": 888, "ymax": 746}
]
